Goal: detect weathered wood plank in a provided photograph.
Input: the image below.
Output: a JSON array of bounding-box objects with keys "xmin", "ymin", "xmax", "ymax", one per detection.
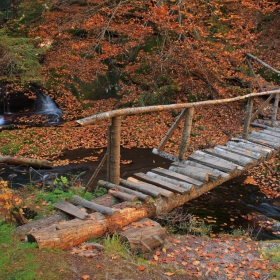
[
  {"xmin": 188, "ymin": 151, "xmax": 242, "ymax": 173},
  {"xmin": 108, "ymin": 190, "xmax": 138, "ymax": 202},
  {"xmin": 133, "ymin": 172, "xmax": 187, "ymax": 194},
  {"xmin": 71, "ymin": 195, "xmax": 116, "ymax": 215},
  {"xmin": 179, "ymin": 160, "xmax": 229, "ymax": 179},
  {"xmin": 261, "ymin": 129, "xmax": 280, "ymax": 138},
  {"xmin": 247, "ymin": 136, "xmax": 280, "ymax": 150},
  {"xmin": 54, "ymin": 201, "xmax": 89, "ymax": 220},
  {"xmin": 146, "ymin": 171, "xmax": 195, "ymax": 192},
  {"xmin": 219, "ymin": 145, "xmax": 262, "ymax": 160},
  {"xmin": 151, "ymin": 167, "xmax": 204, "ymax": 187},
  {"xmin": 152, "ymin": 148, "xmax": 178, "ymax": 162},
  {"xmin": 169, "ymin": 165, "xmax": 210, "ymax": 182},
  {"xmin": 227, "ymin": 140, "xmax": 273, "ymax": 157},
  {"xmin": 171, "ymin": 161, "xmax": 221, "ymax": 181},
  {"xmin": 250, "ymin": 131, "xmax": 280, "ymax": 142},
  {"xmin": 120, "ymin": 179, "xmax": 161, "ymax": 198},
  {"xmin": 98, "ymin": 180, "xmax": 150, "ymax": 202},
  {"xmin": 127, "ymin": 177, "xmax": 174, "ymax": 198},
  {"xmin": 265, "ymin": 126, "xmax": 280, "ymax": 133},
  {"xmin": 204, "ymin": 147, "xmax": 254, "ymax": 167}
]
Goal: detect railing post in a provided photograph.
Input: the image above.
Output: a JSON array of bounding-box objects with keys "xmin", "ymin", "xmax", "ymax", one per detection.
[
  {"xmin": 179, "ymin": 107, "xmax": 194, "ymax": 161},
  {"xmin": 107, "ymin": 116, "xmax": 121, "ymax": 184},
  {"xmin": 242, "ymin": 97, "xmax": 254, "ymax": 139},
  {"xmin": 271, "ymin": 93, "xmax": 279, "ymax": 127}
]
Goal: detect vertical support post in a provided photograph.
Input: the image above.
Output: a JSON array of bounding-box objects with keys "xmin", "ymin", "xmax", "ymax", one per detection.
[
  {"xmin": 242, "ymin": 97, "xmax": 254, "ymax": 139},
  {"xmin": 107, "ymin": 116, "xmax": 121, "ymax": 184},
  {"xmin": 271, "ymin": 93, "xmax": 279, "ymax": 127},
  {"xmin": 179, "ymin": 107, "xmax": 194, "ymax": 161},
  {"xmin": 106, "ymin": 123, "xmax": 111, "ymax": 182}
]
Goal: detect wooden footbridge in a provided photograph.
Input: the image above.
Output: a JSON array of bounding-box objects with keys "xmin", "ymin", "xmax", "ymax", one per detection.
[{"xmin": 20, "ymin": 88, "xmax": 280, "ymax": 250}]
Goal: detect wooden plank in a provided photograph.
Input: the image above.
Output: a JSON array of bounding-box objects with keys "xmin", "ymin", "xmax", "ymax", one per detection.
[
  {"xmin": 204, "ymin": 147, "xmax": 254, "ymax": 167},
  {"xmin": 247, "ymin": 136, "xmax": 280, "ymax": 150},
  {"xmin": 133, "ymin": 172, "xmax": 187, "ymax": 194},
  {"xmin": 169, "ymin": 165, "xmax": 210, "ymax": 182},
  {"xmin": 227, "ymin": 140, "xmax": 272, "ymax": 157},
  {"xmin": 179, "ymin": 160, "xmax": 229, "ymax": 179},
  {"xmin": 151, "ymin": 167, "xmax": 204, "ymax": 187},
  {"xmin": 108, "ymin": 190, "xmax": 138, "ymax": 202},
  {"xmin": 250, "ymin": 131, "xmax": 280, "ymax": 143},
  {"xmin": 171, "ymin": 161, "xmax": 221, "ymax": 181},
  {"xmin": 146, "ymin": 171, "xmax": 195, "ymax": 192},
  {"xmin": 98, "ymin": 180, "xmax": 150, "ymax": 202},
  {"xmin": 265, "ymin": 126, "xmax": 280, "ymax": 133},
  {"xmin": 54, "ymin": 201, "xmax": 89, "ymax": 220},
  {"xmin": 188, "ymin": 151, "xmax": 242, "ymax": 173},
  {"xmin": 260, "ymin": 129, "xmax": 280, "ymax": 138},
  {"xmin": 152, "ymin": 148, "xmax": 178, "ymax": 162},
  {"xmin": 219, "ymin": 145, "xmax": 262, "ymax": 160},
  {"xmin": 71, "ymin": 195, "xmax": 116, "ymax": 215},
  {"xmin": 127, "ymin": 177, "xmax": 174, "ymax": 198},
  {"xmin": 120, "ymin": 179, "xmax": 161, "ymax": 198}
]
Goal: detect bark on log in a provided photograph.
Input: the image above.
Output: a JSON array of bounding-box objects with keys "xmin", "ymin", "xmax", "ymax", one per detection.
[
  {"xmin": 0, "ymin": 155, "xmax": 53, "ymax": 169},
  {"xmin": 14, "ymin": 213, "xmax": 68, "ymax": 239},
  {"xmin": 119, "ymin": 218, "xmax": 166, "ymax": 253},
  {"xmin": 70, "ymin": 195, "xmax": 117, "ymax": 215}
]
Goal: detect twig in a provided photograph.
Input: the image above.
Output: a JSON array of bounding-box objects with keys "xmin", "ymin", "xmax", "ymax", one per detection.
[
  {"xmin": 263, "ymin": 161, "xmax": 275, "ymax": 175},
  {"xmin": 85, "ymin": 152, "xmax": 107, "ymax": 193}
]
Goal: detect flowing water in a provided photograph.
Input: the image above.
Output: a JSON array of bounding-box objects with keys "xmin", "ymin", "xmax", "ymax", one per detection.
[{"xmin": 0, "ymin": 89, "xmax": 63, "ymax": 126}]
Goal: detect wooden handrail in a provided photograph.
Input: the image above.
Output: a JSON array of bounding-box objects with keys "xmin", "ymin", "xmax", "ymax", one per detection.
[
  {"xmin": 77, "ymin": 89, "xmax": 280, "ymax": 185},
  {"xmin": 77, "ymin": 89, "xmax": 280, "ymax": 126}
]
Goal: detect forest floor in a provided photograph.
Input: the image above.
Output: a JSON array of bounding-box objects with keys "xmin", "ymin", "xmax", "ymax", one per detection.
[{"xmin": 1, "ymin": 227, "xmax": 280, "ymax": 280}]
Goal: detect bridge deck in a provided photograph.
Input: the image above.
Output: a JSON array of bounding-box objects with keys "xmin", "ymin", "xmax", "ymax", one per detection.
[{"xmin": 98, "ymin": 126, "xmax": 280, "ymax": 214}]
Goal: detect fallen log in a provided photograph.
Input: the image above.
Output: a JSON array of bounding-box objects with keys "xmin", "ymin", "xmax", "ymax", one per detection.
[
  {"xmin": 0, "ymin": 155, "xmax": 53, "ymax": 169},
  {"xmin": 14, "ymin": 213, "xmax": 69, "ymax": 239}
]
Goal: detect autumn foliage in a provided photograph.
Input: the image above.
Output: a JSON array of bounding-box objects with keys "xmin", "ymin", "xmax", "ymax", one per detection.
[{"xmin": 0, "ymin": 0, "xmax": 278, "ymax": 117}]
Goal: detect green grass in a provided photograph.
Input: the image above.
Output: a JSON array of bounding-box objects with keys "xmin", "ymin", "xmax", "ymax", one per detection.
[
  {"xmin": 261, "ymin": 244, "xmax": 280, "ymax": 278},
  {"xmin": 104, "ymin": 233, "xmax": 129, "ymax": 258},
  {"xmin": 0, "ymin": 221, "xmax": 37, "ymax": 280}
]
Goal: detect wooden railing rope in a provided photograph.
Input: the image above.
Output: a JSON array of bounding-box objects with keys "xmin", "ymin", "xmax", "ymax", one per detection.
[{"xmin": 77, "ymin": 89, "xmax": 280, "ymax": 184}]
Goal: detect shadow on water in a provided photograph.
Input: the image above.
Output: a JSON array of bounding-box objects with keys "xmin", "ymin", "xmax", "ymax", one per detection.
[
  {"xmin": 1, "ymin": 146, "xmax": 280, "ymax": 240},
  {"xmin": 183, "ymin": 175, "xmax": 280, "ymax": 240}
]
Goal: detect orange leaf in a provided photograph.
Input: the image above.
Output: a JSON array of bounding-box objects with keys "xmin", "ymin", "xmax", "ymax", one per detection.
[
  {"xmin": 155, "ymin": 251, "xmax": 161, "ymax": 256},
  {"xmin": 164, "ymin": 272, "xmax": 175, "ymax": 276},
  {"xmin": 154, "ymin": 255, "xmax": 159, "ymax": 261},
  {"xmin": 96, "ymin": 264, "xmax": 101, "ymax": 268},
  {"xmin": 137, "ymin": 265, "xmax": 146, "ymax": 271},
  {"xmin": 193, "ymin": 260, "xmax": 200, "ymax": 265},
  {"xmin": 82, "ymin": 276, "xmax": 90, "ymax": 280}
]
